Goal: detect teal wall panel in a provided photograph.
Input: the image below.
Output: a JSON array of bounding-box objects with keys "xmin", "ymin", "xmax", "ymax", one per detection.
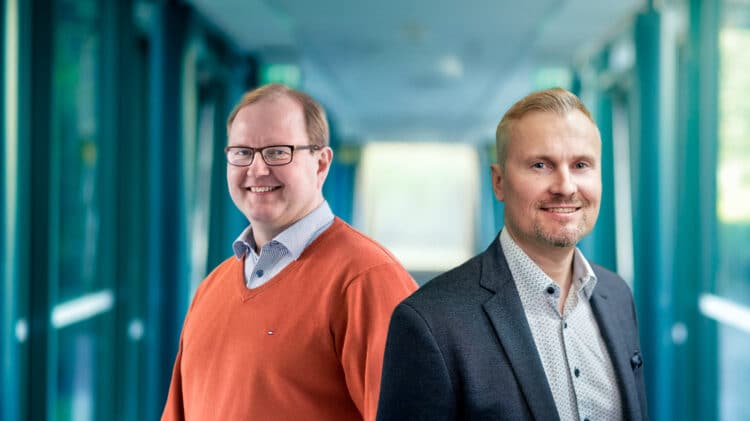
[
  {"xmin": 579, "ymin": 61, "xmax": 617, "ymax": 271},
  {"xmin": 27, "ymin": 1, "xmax": 54, "ymax": 419},
  {"xmin": 143, "ymin": 3, "xmax": 189, "ymax": 419},
  {"xmin": 323, "ymin": 120, "xmax": 356, "ymax": 224},
  {"xmin": 672, "ymin": 1, "xmax": 720, "ymax": 417},
  {"xmin": 324, "ymin": 154, "xmax": 357, "ymax": 224},
  {"xmin": 633, "ymin": 9, "xmax": 676, "ymax": 421},
  {"xmin": 2, "ymin": 1, "xmax": 31, "ymax": 419}
]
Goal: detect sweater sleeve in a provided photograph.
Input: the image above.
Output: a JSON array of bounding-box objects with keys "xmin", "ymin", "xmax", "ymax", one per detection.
[
  {"xmin": 161, "ymin": 268, "xmax": 214, "ymax": 421},
  {"xmin": 161, "ymin": 340, "xmax": 185, "ymax": 421},
  {"xmin": 337, "ymin": 262, "xmax": 417, "ymax": 421}
]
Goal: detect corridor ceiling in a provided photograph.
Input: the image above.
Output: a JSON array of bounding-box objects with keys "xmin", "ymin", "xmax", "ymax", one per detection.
[{"xmin": 186, "ymin": 0, "xmax": 643, "ymax": 143}]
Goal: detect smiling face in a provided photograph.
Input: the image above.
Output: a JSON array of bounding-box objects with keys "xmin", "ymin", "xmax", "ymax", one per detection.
[
  {"xmin": 226, "ymin": 95, "xmax": 332, "ymax": 244},
  {"xmin": 491, "ymin": 109, "xmax": 601, "ymax": 256}
]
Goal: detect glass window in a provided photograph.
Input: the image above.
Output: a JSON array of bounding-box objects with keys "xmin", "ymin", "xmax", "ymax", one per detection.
[
  {"xmin": 2, "ymin": 1, "xmax": 27, "ymax": 420},
  {"xmin": 354, "ymin": 142, "xmax": 480, "ymax": 284},
  {"xmin": 717, "ymin": 0, "xmax": 750, "ymax": 306},
  {"xmin": 715, "ymin": 1, "xmax": 750, "ymax": 419},
  {"xmin": 53, "ymin": 0, "xmax": 103, "ymax": 301},
  {"xmin": 48, "ymin": 0, "xmax": 115, "ymax": 419}
]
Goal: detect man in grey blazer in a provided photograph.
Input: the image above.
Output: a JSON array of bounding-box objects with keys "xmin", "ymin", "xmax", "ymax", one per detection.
[{"xmin": 377, "ymin": 88, "xmax": 647, "ymax": 421}]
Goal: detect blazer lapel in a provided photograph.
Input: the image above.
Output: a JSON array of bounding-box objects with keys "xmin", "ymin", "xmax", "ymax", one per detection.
[
  {"xmin": 590, "ymin": 283, "xmax": 643, "ymax": 421},
  {"xmin": 480, "ymin": 240, "xmax": 559, "ymax": 420}
]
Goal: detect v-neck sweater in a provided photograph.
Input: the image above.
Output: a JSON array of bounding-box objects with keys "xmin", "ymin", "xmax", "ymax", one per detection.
[{"xmin": 162, "ymin": 218, "xmax": 417, "ymax": 421}]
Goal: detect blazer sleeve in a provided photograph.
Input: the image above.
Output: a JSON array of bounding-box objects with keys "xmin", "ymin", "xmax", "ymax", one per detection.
[
  {"xmin": 377, "ymin": 302, "xmax": 457, "ymax": 421},
  {"xmin": 629, "ymin": 293, "xmax": 649, "ymax": 419}
]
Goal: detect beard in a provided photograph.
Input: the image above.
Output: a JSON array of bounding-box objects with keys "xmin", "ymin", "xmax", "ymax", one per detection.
[{"xmin": 532, "ymin": 212, "xmax": 589, "ymax": 247}]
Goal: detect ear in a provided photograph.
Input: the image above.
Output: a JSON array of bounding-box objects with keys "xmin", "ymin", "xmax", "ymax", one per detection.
[
  {"xmin": 316, "ymin": 147, "xmax": 334, "ymax": 186},
  {"xmin": 490, "ymin": 163, "xmax": 505, "ymax": 202}
]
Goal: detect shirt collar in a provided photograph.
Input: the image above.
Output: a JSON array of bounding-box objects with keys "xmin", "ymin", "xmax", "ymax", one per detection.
[
  {"xmin": 232, "ymin": 201, "xmax": 334, "ymax": 260},
  {"xmin": 572, "ymin": 247, "xmax": 597, "ymax": 299},
  {"xmin": 232, "ymin": 225, "xmax": 253, "ymax": 260},
  {"xmin": 499, "ymin": 228, "xmax": 598, "ymax": 300},
  {"xmin": 275, "ymin": 201, "xmax": 334, "ymax": 260}
]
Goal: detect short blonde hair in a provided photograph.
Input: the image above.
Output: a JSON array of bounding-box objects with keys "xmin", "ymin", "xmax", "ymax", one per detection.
[
  {"xmin": 227, "ymin": 83, "xmax": 329, "ymax": 146},
  {"xmin": 495, "ymin": 87, "xmax": 594, "ymax": 165}
]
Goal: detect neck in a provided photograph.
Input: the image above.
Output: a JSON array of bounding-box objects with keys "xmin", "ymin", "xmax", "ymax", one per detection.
[
  {"xmin": 249, "ymin": 199, "xmax": 326, "ymax": 251},
  {"xmin": 506, "ymin": 230, "xmax": 576, "ymax": 295},
  {"xmin": 250, "ymin": 227, "xmax": 280, "ymax": 252},
  {"xmin": 531, "ymin": 248, "xmax": 574, "ymax": 287},
  {"xmin": 527, "ymin": 245, "xmax": 576, "ymax": 313}
]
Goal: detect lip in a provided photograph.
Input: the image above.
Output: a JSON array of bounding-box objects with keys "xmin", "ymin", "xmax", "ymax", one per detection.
[
  {"xmin": 541, "ymin": 206, "xmax": 580, "ymax": 213},
  {"xmin": 245, "ymin": 186, "xmax": 282, "ymax": 193},
  {"xmin": 540, "ymin": 205, "xmax": 582, "ymax": 220}
]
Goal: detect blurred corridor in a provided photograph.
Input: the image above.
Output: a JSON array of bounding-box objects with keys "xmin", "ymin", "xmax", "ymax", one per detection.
[{"xmin": 2, "ymin": 0, "xmax": 750, "ymax": 419}]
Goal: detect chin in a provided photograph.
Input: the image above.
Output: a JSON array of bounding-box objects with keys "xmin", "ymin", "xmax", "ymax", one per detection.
[
  {"xmin": 546, "ymin": 237, "xmax": 579, "ymax": 248},
  {"xmin": 536, "ymin": 227, "xmax": 585, "ymax": 248}
]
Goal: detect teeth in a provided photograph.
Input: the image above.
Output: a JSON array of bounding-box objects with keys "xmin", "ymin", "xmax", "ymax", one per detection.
[
  {"xmin": 250, "ymin": 186, "xmax": 277, "ymax": 192},
  {"xmin": 546, "ymin": 207, "xmax": 577, "ymax": 213}
]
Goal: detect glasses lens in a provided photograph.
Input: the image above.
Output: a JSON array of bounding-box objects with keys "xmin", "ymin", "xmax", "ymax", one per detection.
[
  {"xmin": 227, "ymin": 147, "xmax": 253, "ymax": 165},
  {"xmin": 262, "ymin": 146, "xmax": 293, "ymax": 165}
]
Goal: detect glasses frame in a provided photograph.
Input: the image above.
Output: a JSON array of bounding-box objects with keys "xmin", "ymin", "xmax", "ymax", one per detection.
[{"xmin": 224, "ymin": 144, "xmax": 323, "ymax": 167}]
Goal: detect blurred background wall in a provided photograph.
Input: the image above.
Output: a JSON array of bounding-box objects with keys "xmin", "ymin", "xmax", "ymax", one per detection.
[{"xmin": 2, "ymin": 0, "xmax": 749, "ymax": 419}]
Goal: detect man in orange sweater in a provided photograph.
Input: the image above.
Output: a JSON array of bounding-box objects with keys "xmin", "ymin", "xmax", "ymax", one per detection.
[{"xmin": 162, "ymin": 83, "xmax": 416, "ymax": 420}]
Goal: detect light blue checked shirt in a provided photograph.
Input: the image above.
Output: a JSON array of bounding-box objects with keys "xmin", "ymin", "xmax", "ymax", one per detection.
[{"xmin": 232, "ymin": 202, "xmax": 334, "ymax": 289}]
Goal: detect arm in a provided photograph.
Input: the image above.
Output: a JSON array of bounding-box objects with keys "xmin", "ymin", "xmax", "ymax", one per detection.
[
  {"xmin": 377, "ymin": 302, "xmax": 457, "ymax": 421},
  {"xmin": 338, "ymin": 263, "xmax": 417, "ymax": 421},
  {"xmin": 161, "ymin": 340, "xmax": 185, "ymax": 421},
  {"xmin": 161, "ymin": 274, "xmax": 210, "ymax": 421},
  {"xmin": 629, "ymin": 293, "xmax": 649, "ymax": 419}
]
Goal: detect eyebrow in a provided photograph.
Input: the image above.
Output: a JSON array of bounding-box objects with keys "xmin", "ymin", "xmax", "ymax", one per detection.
[{"xmin": 525, "ymin": 154, "xmax": 598, "ymax": 163}]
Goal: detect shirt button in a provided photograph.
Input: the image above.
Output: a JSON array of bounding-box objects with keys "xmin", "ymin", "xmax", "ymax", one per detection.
[
  {"xmin": 256, "ymin": 270, "xmax": 264, "ymax": 277},
  {"xmin": 564, "ymin": 322, "xmax": 568, "ymax": 329},
  {"xmin": 631, "ymin": 352, "xmax": 643, "ymax": 369},
  {"xmin": 574, "ymin": 367, "xmax": 580, "ymax": 377},
  {"xmin": 546, "ymin": 286, "xmax": 555, "ymax": 294},
  {"xmin": 584, "ymin": 418, "xmax": 590, "ymax": 421}
]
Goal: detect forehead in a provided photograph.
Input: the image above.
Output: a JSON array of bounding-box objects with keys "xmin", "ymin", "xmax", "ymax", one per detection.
[
  {"xmin": 228, "ymin": 96, "xmax": 307, "ymax": 142},
  {"xmin": 508, "ymin": 110, "xmax": 601, "ymax": 157}
]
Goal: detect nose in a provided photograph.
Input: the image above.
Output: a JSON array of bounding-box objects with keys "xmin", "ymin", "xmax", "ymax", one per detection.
[
  {"xmin": 246, "ymin": 152, "xmax": 271, "ymax": 176},
  {"xmin": 549, "ymin": 168, "xmax": 576, "ymax": 197}
]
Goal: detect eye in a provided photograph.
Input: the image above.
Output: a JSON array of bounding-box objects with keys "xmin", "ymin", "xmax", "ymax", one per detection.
[
  {"xmin": 263, "ymin": 147, "xmax": 292, "ymax": 161},
  {"xmin": 532, "ymin": 162, "xmax": 546, "ymax": 169},
  {"xmin": 233, "ymin": 148, "xmax": 251, "ymax": 157},
  {"xmin": 575, "ymin": 162, "xmax": 590, "ymax": 169}
]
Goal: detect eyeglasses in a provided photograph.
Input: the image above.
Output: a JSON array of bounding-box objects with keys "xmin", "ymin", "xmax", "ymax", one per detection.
[{"xmin": 224, "ymin": 144, "xmax": 323, "ymax": 167}]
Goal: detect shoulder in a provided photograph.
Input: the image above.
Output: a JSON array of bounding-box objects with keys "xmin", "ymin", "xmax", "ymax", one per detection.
[
  {"xmin": 192, "ymin": 256, "xmax": 241, "ymax": 297},
  {"xmin": 591, "ymin": 263, "xmax": 632, "ymax": 295},
  {"xmin": 401, "ymin": 250, "xmax": 489, "ymax": 312},
  {"xmin": 305, "ymin": 218, "xmax": 416, "ymax": 291},
  {"xmin": 590, "ymin": 263, "xmax": 638, "ymax": 315},
  {"xmin": 316, "ymin": 218, "xmax": 408, "ymax": 268}
]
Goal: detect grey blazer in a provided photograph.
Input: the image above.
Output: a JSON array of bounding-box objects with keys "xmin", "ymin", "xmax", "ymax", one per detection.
[{"xmin": 377, "ymin": 237, "xmax": 648, "ymax": 421}]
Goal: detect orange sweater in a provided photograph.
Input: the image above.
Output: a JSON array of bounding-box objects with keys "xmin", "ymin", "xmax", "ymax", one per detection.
[{"xmin": 162, "ymin": 218, "xmax": 416, "ymax": 421}]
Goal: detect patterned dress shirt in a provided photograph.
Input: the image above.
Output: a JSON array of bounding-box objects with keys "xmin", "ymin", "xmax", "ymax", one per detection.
[{"xmin": 500, "ymin": 229, "xmax": 622, "ymax": 421}]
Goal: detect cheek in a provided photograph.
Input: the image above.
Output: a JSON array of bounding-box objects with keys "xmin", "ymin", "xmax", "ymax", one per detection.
[
  {"xmin": 295, "ymin": 161, "xmax": 322, "ymax": 188},
  {"xmin": 227, "ymin": 167, "xmax": 244, "ymax": 182},
  {"xmin": 226, "ymin": 171, "xmax": 248, "ymax": 196},
  {"xmin": 506, "ymin": 180, "xmax": 538, "ymax": 207},
  {"xmin": 582, "ymin": 180, "xmax": 602, "ymax": 204}
]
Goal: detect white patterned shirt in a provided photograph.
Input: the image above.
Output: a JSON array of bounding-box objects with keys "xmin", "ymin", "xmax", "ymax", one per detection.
[
  {"xmin": 233, "ymin": 202, "xmax": 334, "ymax": 289},
  {"xmin": 500, "ymin": 229, "xmax": 622, "ymax": 421}
]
